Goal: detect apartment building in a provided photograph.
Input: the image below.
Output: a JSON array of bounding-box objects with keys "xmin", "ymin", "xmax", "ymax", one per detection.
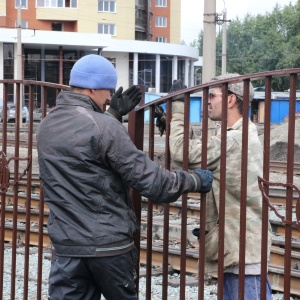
[
  {"xmin": 0, "ymin": 0, "xmax": 181, "ymax": 43},
  {"xmin": 0, "ymin": 0, "xmax": 199, "ymax": 107}
]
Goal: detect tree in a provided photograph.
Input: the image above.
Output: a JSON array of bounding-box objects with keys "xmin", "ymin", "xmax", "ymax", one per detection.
[{"xmin": 195, "ymin": 0, "xmax": 300, "ymax": 90}]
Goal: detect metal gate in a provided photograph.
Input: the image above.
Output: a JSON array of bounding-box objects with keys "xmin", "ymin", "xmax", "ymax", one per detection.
[{"xmin": 1, "ymin": 69, "xmax": 300, "ymax": 299}]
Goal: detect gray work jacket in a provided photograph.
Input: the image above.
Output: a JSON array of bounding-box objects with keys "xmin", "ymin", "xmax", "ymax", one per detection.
[{"xmin": 37, "ymin": 91, "xmax": 197, "ymax": 257}]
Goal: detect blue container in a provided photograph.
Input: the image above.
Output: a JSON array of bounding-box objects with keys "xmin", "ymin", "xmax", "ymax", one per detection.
[
  {"xmin": 270, "ymin": 98, "xmax": 300, "ymax": 124},
  {"xmin": 271, "ymin": 100, "xmax": 289, "ymax": 124},
  {"xmin": 144, "ymin": 93, "xmax": 202, "ymax": 124}
]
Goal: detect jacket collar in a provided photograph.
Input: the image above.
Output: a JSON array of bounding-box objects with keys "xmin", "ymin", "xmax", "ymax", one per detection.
[{"xmin": 56, "ymin": 91, "xmax": 103, "ymax": 113}]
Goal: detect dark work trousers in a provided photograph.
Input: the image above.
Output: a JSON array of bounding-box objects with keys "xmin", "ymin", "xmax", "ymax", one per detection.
[{"xmin": 48, "ymin": 247, "xmax": 138, "ymax": 300}]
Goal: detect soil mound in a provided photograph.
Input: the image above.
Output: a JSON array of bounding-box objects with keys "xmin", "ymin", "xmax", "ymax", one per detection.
[{"xmin": 260, "ymin": 119, "xmax": 300, "ymax": 162}]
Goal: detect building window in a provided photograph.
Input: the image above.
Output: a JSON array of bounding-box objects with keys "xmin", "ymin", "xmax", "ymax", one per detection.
[
  {"xmin": 15, "ymin": 0, "xmax": 27, "ymax": 8},
  {"xmin": 65, "ymin": 0, "xmax": 77, "ymax": 7},
  {"xmin": 15, "ymin": 20, "xmax": 28, "ymax": 28},
  {"xmin": 36, "ymin": 0, "xmax": 77, "ymax": 8},
  {"xmin": 156, "ymin": 0, "xmax": 166, "ymax": 7},
  {"xmin": 98, "ymin": 0, "xmax": 116, "ymax": 12},
  {"xmin": 105, "ymin": 57, "xmax": 116, "ymax": 68},
  {"xmin": 156, "ymin": 36, "xmax": 167, "ymax": 43},
  {"xmin": 155, "ymin": 16, "xmax": 167, "ymax": 27},
  {"xmin": 3, "ymin": 44, "xmax": 15, "ymax": 102},
  {"xmin": 98, "ymin": 23, "xmax": 116, "ymax": 35},
  {"xmin": 52, "ymin": 23, "xmax": 63, "ymax": 31}
]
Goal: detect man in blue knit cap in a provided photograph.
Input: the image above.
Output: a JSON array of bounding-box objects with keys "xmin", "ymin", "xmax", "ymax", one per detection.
[{"xmin": 37, "ymin": 54, "xmax": 213, "ymax": 300}]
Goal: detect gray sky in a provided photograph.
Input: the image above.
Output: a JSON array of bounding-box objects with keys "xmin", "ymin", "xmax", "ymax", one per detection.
[{"xmin": 181, "ymin": 0, "xmax": 298, "ymax": 45}]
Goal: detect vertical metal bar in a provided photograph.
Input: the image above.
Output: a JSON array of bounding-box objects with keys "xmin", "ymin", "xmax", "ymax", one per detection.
[
  {"xmin": 11, "ymin": 82, "xmax": 21, "ymax": 299},
  {"xmin": 283, "ymin": 73, "xmax": 297, "ymax": 299},
  {"xmin": 128, "ymin": 87, "xmax": 145, "ymax": 296},
  {"xmin": 179, "ymin": 92, "xmax": 190, "ymax": 300},
  {"xmin": 42, "ymin": 86, "xmax": 47, "ymax": 114},
  {"xmin": 146, "ymin": 106, "xmax": 154, "ymax": 300},
  {"xmin": 198, "ymin": 87, "xmax": 209, "ymax": 300},
  {"xmin": 238, "ymin": 80, "xmax": 250, "ymax": 300},
  {"xmin": 162, "ymin": 100, "xmax": 172, "ymax": 300},
  {"xmin": 41, "ymin": 86, "xmax": 46, "ymax": 114},
  {"xmin": 41, "ymin": 85, "xmax": 48, "ymax": 119},
  {"xmin": 0, "ymin": 83, "xmax": 8, "ymax": 300},
  {"xmin": 217, "ymin": 83, "xmax": 228, "ymax": 300},
  {"xmin": 23, "ymin": 84, "xmax": 34, "ymax": 300},
  {"xmin": 260, "ymin": 76, "xmax": 272, "ymax": 299},
  {"xmin": 165, "ymin": 100, "xmax": 172, "ymax": 163},
  {"xmin": 37, "ymin": 188, "xmax": 45, "ymax": 300},
  {"xmin": 59, "ymin": 46, "xmax": 63, "ymax": 85},
  {"xmin": 37, "ymin": 84, "xmax": 48, "ymax": 300}
]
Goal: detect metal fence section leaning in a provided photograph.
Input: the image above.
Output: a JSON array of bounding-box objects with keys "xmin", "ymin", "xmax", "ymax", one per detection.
[{"xmin": 0, "ymin": 70, "xmax": 300, "ymax": 300}]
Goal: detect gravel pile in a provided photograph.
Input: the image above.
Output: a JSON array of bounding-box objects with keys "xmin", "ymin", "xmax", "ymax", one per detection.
[{"xmin": 259, "ymin": 119, "xmax": 300, "ymax": 162}]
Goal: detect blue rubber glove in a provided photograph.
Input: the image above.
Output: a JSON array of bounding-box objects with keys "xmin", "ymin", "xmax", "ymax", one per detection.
[{"xmin": 193, "ymin": 169, "xmax": 213, "ymax": 193}]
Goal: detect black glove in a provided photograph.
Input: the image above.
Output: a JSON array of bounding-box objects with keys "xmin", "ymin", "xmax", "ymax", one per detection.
[
  {"xmin": 192, "ymin": 228, "xmax": 208, "ymax": 238},
  {"xmin": 192, "ymin": 169, "xmax": 213, "ymax": 193},
  {"xmin": 155, "ymin": 105, "xmax": 166, "ymax": 136},
  {"xmin": 107, "ymin": 86, "xmax": 142, "ymax": 122},
  {"xmin": 169, "ymin": 79, "xmax": 187, "ymax": 102},
  {"xmin": 153, "ymin": 80, "xmax": 187, "ymax": 135}
]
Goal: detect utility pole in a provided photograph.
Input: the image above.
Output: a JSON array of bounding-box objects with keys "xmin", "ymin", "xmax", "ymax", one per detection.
[
  {"xmin": 221, "ymin": 9, "xmax": 227, "ymax": 75},
  {"xmin": 202, "ymin": 0, "xmax": 216, "ymax": 137},
  {"xmin": 17, "ymin": 5, "xmax": 23, "ymax": 126},
  {"xmin": 216, "ymin": 7, "xmax": 231, "ymax": 75},
  {"xmin": 216, "ymin": 8, "xmax": 231, "ymax": 74},
  {"xmin": 17, "ymin": 6, "xmax": 22, "ymax": 81},
  {"xmin": 202, "ymin": 0, "xmax": 216, "ymax": 83}
]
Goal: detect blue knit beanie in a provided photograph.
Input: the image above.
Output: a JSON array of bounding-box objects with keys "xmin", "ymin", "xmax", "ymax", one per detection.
[{"xmin": 69, "ymin": 54, "xmax": 117, "ymax": 89}]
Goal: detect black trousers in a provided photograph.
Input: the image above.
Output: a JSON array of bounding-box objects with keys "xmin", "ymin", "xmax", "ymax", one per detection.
[{"xmin": 48, "ymin": 248, "xmax": 138, "ymax": 300}]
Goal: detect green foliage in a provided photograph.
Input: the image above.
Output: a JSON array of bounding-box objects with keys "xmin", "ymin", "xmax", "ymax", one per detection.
[
  {"xmin": 203, "ymin": 0, "xmax": 300, "ymax": 91},
  {"xmin": 190, "ymin": 30, "xmax": 204, "ymax": 55}
]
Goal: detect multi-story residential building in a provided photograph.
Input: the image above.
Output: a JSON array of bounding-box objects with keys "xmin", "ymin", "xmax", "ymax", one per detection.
[
  {"xmin": 0, "ymin": 0, "xmax": 199, "ymax": 107},
  {"xmin": 0, "ymin": 0, "xmax": 181, "ymax": 44}
]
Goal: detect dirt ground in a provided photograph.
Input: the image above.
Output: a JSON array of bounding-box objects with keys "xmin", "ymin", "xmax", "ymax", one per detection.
[{"xmin": 261, "ymin": 119, "xmax": 300, "ymax": 162}]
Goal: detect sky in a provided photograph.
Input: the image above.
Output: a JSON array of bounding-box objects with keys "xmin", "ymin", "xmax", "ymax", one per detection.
[{"xmin": 181, "ymin": 0, "xmax": 298, "ymax": 45}]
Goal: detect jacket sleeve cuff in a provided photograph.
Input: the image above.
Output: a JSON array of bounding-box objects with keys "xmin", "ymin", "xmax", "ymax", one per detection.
[
  {"xmin": 106, "ymin": 107, "xmax": 122, "ymax": 123},
  {"xmin": 190, "ymin": 174, "xmax": 201, "ymax": 192},
  {"xmin": 172, "ymin": 101, "xmax": 185, "ymax": 114}
]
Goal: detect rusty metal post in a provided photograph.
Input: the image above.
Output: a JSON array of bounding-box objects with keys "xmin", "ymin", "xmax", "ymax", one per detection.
[
  {"xmin": 260, "ymin": 76, "xmax": 273, "ymax": 299},
  {"xmin": 238, "ymin": 79, "xmax": 250, "ymax": 300},
  {"xmin": 59, "ymin": 46, "xmax": 63, "ymax": 85},
  {"xmin": 145, "ymin": 106, "xmax": 155, "ymax": 300},
  {"xmin": 0, "ymin": 83, "xmax": 9, "ymax": 300},
  {"xmin": 283, "ymin": 73, "xmax": 297, "ymax": 299},
  {"xmin": 10, "ymin": 83, "xmax": 22, "ymax": 299},
  {"xmin": 217, "ymin": 83, "xmax": 229, "ymax": 300},
  {"xmin": 127, "ymin": 86, "xmax": 145, "ymax": 296},
  {"xmin": 162, "ymin": 100, "xmax": 172, "ymax": 300},
  {"xmin": 198, "ymin": 87, "xmax": 209, "ymax": 300},
  {"xmin": 23, "ymin": 84, "xmax": 34, "ymax": 299},
  {"xmin": 179, "ymin": 92, "xmax": 191, "ymax": 299}
]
